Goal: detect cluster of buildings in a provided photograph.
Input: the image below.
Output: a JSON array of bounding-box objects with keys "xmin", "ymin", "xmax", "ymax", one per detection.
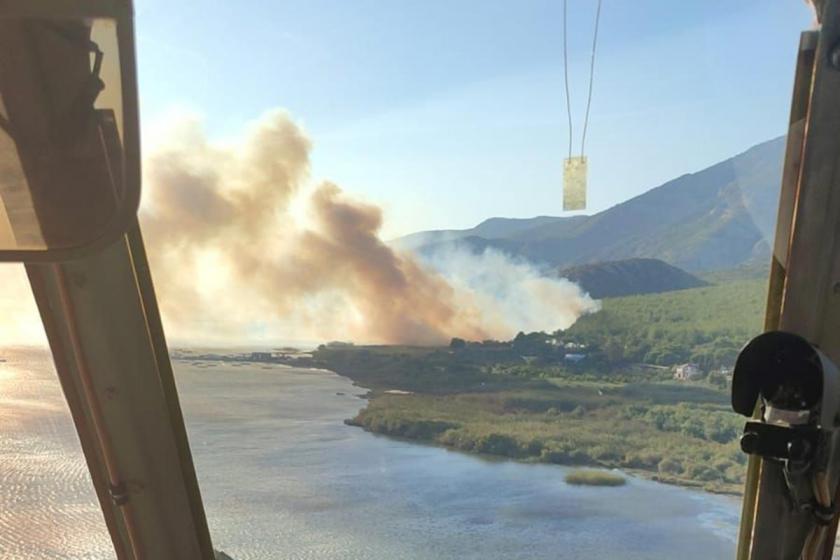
[
  {"xmin": 673, "ymin": 363, "xmax": 704, "ymax": 380},
  {"xmin": 672, "ymin": 363, "xmax": 733, "ymax": 383},
  {"xmin": 545, "ymin": 338, "xmax": 588, "ymax": 363}
]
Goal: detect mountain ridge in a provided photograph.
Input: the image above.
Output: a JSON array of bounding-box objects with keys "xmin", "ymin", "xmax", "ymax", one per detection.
[{"xmin": 396, "ymin": 136, "xmax": 785, "ymax": 272}]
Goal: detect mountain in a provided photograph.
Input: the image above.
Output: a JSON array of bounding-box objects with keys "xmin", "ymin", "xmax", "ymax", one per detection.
[
  {"xmin": 397, "ymin": 137, "xmax": 785, "ymax": 272},
  {"xmin": 395, "ymin": 216, "xmax": 580, "ymax": 252},
  {"xmin": 558, "ymin": 258, "xmax": 709, "ymax": 298}
]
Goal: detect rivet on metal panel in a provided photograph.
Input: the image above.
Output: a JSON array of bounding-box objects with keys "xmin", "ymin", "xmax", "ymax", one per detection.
[
  {"xmin": 109, "ymin": 481, "xmax": 129, "ymax": 506},
  {"xmin": 829, "ymin": 41, "xmax": 840, "ymax": 70},
  {"xmin": 70, "ymin": 271, "xmax": 87, "ymax": 287}
]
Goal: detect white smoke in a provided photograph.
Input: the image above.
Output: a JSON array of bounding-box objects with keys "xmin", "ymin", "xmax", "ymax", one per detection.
[{"xmin": 418, "ymin": 245, "xmax": 600, "ymax": 338}]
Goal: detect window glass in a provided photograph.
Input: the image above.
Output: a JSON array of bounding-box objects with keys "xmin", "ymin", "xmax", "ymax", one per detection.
[
  {"xmin": 0, "ymin": 347, "xmax": 112, "ymax": 559},
  {"xmin": 142, "ymin": 3, "xmax": 806, "ymax": 559},
  {"xmin": 0, "ymin": 17, "xmax": 126, "ymax": 253},
  {"xmin": 0, "ymin": 2, "xmax": 818, "ymax": 559}
]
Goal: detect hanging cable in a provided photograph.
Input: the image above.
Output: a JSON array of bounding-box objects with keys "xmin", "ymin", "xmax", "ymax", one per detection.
[
  {"xmin": 563, "ymin": 0, "xmax": 602, "ymax": 159},
  {"xmin": 563, "ymin": 0, "xmax": 573, "ymax": 160},
  {"xmin": 580, "ymin": 0, "xmax": 602, "ymax": 156}
]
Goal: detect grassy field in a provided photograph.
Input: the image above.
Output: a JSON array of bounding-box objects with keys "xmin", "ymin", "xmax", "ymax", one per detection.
[{"xmin": 308, "ymin": 278, "xmax": 768, "ymax": 495}]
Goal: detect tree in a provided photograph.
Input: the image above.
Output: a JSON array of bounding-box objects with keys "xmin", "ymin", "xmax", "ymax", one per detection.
[
  {"xmin": 449, "ymin": 337, "xmax": 467, "ymax": 350},
  {"xmin": 603, "ymin": 339, "xmax": 625, "ymax": 363}
]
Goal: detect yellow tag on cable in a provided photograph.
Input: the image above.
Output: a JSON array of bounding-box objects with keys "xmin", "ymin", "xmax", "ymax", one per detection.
[{"xmin": 563, "ymin": 156, "xmax": 587, "ymax": 211}]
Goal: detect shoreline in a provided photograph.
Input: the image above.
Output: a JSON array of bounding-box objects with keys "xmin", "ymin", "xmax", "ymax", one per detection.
[
  {"xmin": 173, "ymin": 355, "xmax": 745, "ymax": 498},
  {"xmin": 323, "ymin": 369, "xmax": 744, "ymax": 497},
  {"xmin": 343, "ymin": 398, "xmax": 743, "ymax": 498}
]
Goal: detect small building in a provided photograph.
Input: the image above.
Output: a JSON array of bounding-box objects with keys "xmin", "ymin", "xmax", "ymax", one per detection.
[
  {"xmin": 564, "ymin": 353, "xmax": 587, "ymax": 363},
  {"xmin": 673, "ymin": 363, "xmax": 703, "ymax": 381},
  {"xmin": 249, "ymin": 352, "xmax": 273, "ymax": 362}
]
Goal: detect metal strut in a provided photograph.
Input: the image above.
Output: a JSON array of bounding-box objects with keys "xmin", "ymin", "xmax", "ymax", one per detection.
[{"xmin": 738, "ymin": 1, "xmax": 840, "ymax": 558}]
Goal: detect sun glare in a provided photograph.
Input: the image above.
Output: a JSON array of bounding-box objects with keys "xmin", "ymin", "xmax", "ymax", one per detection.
[{"xmin": 0, "ymin": 266, "xmax": 45, "ymax": 346}]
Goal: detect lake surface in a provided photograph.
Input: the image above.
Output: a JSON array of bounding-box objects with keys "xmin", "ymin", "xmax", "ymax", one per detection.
[{"xmin": 0, "ymin": 349, "xmax": 740, "ymax": 559}]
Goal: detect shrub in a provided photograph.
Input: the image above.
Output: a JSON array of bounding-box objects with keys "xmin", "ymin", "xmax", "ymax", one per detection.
[
  {"xmin": 565, "ymin": 469, "xmax": 626, "ymax": 487},
  {"xmin": 658, "ymin": 458, "xmax": 683, "ymax": 475},
  {"xmin": 687, "ymin": 464, "xmax": 722, "ymax": 482},
  {"xmin": 625, "ymin": 451, "xmax": 662, "ymax": 469},
  {"xmin": 475, "ymin": 433, "xmax": 522, "ymax": 457}
]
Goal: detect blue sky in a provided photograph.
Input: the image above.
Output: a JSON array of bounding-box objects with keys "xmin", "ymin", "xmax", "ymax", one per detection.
[{"xmin": 134, "ymin": 1, "xmax": 812, "ymax": 238}]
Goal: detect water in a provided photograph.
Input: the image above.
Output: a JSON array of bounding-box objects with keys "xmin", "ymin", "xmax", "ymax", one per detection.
[{"xmin": 0, "ymin": 349, "xmax": 740, "ymax": 559}]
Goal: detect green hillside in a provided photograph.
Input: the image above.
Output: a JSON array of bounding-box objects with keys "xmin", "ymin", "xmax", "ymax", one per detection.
[
  {"xmin": 558, "ymin": 258, "xmax": 708, "ymax": 298},
  {"xmin": 564, "ymin": 279, "xmax": 767, "ymax": 370}
]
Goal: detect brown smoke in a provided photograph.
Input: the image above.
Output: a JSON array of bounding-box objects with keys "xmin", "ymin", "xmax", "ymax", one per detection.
[
  {"xmin": 0, "ymin": 109, "xmax": 598, "ymax": 346},
  {"xmin": 140, "ymin": 109, "xmax": 493, "ymax": 345}
]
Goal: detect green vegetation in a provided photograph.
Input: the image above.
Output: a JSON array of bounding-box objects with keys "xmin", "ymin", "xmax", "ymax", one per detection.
[
  {"xmin": 341, "ymin": 378, "xmax": 746, "ymax": 493},
  {"xmin": 301, "ymin": 278, "xmax": 768, "ymax": 495},
  {"xmin": 565, "ymin": 469, "xmax": 626, "ymax": 487},
  {"xmin": 558, "ymin": 258, "xmax": 708, "ymax": 299},
  {"xmin": 564, "ymin": 279, "xmax": 766, "ymax": 370}
]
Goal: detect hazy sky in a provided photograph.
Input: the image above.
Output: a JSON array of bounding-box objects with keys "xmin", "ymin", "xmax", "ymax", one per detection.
[
  {"xmin": 133, "ymin": 0, "xmax": 811, "ymax": 238},
  {"xmin": 0, "ymin": 1, "xmax": 818, "ymax": 346}
]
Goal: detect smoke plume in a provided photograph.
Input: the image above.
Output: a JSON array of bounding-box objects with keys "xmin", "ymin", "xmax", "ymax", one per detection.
[{"xmin": 140, "ymin": 110, "xmax": 600, "ymax": 345}]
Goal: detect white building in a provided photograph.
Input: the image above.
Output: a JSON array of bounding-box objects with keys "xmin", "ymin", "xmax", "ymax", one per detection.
[{"xmin": 673, "ymin": 363, "xmax": 703, "ymax": 381}]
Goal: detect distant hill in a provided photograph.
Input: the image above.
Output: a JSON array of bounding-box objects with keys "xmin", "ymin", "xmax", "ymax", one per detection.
[
  {"xmin": 395, "ymin": 216, "xmax": 580, "ymax": 252},
  {"xmin": 558, "ymin": 258, "xmax": 708, "ymax": 299},
  {"xmin": 396, "ymin": 137, "xmax": 785, "ymax": 272}
]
